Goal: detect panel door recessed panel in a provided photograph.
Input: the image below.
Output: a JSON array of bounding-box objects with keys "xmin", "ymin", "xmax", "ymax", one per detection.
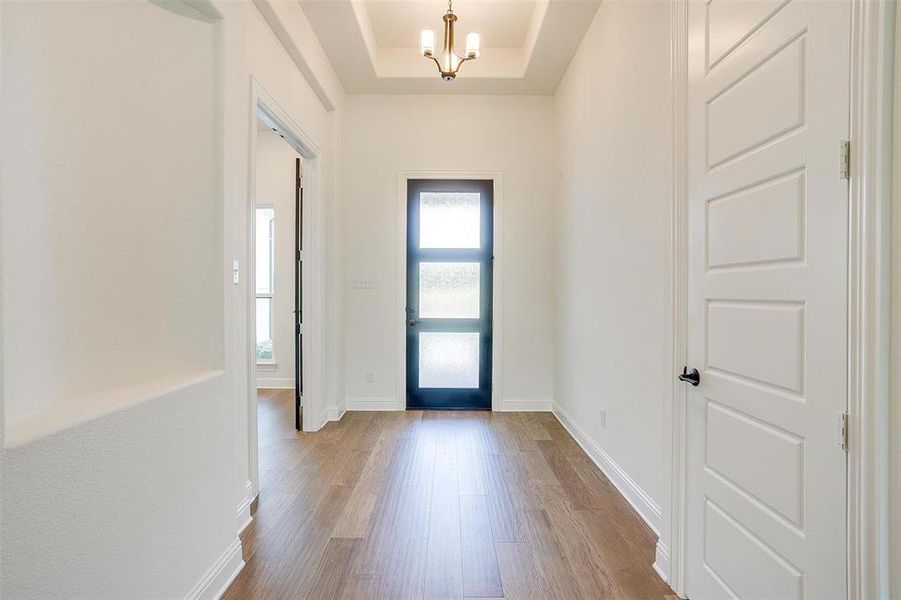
[
  {"xmin": 707, "ymin": 171, "xmax": 805, "ymax": 270},
  {"xmin": 706, "ymin": 401, "xmax": 804, "ymax": 526},
  {"xmin": 706, "ymin": 301, "xmax": 804, "ymax": 393},
  {"xmin": 705, "ymin": 501, "xmax": 803, "ymax": 600},
  {"xmin": 707, "ymin": 35, "xmax": 806, "ymax": 168},
  {"xmin": 707, "ymin": 0, "xmax": 791, "ymax": 70}
]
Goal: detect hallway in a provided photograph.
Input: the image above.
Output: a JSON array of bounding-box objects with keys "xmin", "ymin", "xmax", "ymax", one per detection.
[
  {"xmin": 2, "ymin": 1, "xmax": 896, "ymax": 596},
  {"xmin": 224, "ymin": 391, "xmax": 676, "ymax": 599}
]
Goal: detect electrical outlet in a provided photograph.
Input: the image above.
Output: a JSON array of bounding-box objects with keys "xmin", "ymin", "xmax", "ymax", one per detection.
[
  {"xmin": 353, "ymin": 277, "xmax": 375, "ymax": 289},
  {"xmin": 366, "ymin": 371, "xmax": 375, "ymax": 384},
  {"xmin": 599, "ymin": 409, "xmax": 607, "ymax": 429}
]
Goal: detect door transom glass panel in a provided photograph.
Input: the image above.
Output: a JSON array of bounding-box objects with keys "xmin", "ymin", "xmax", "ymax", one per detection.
[{"xmin": 419, "ymin": 192, "xmax": 481, "ymax": 249}]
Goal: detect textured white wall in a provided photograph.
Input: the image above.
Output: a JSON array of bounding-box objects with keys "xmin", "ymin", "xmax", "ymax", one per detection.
[
  {"xmin": 339, "ymin": 94, "xmax": 555, "ymax": 408},
  {"xmin": 1, "ymin": 0, "xmax": 222, "ymax": 442},
  {"xmin": 552, "ymin": 0, "xmax": 672, "ymax": 511},
  {"xmin": 0, "ymin": 0, "xmax": 344, "ymax": 596},
  {"xmin": 0, "ymin": 2, "xmax": 231, "ymax": 596},
  {"xmin": 254, "ymin": 124, "xmax": 301, "ymax": 389}
]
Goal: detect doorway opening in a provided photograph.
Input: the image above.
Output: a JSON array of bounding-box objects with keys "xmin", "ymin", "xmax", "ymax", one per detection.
[
  {"xmin": 252, "ymin": 119, "xmax": 303, "ymax": 429},
  {"xmin": 405, "ymin": 179, "xmax": 494, "ymax": 410},
  {"xmin": 246, "ymin": 81, "xmax": 326, "ymax": 506}
]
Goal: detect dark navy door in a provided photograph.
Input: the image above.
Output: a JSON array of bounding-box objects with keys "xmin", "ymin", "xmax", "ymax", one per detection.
[{"xmin": 405, "ymin": 179, "xmax": 493, "ymax": 410}]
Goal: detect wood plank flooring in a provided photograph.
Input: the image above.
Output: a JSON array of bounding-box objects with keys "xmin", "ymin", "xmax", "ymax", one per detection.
[{"xmin": 223, "ymin": 390, "xmax": 676, "ymax": 599}]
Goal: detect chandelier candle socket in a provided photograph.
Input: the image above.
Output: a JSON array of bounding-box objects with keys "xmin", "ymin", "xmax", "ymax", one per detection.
[{"xmin": 420, "ymin": 0, "xmax": 480, "ymax": 81}]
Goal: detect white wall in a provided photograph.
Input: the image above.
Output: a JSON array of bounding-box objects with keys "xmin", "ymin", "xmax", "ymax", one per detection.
[
  {"xmin": 339, "ymin": 94, "xmax": 556, "ymax": 410},
  {"xmin": 0, "ymin": 0, "xmax": 345, "ymax": 596},
  {"xmin": 0, "ymin": 3, "xmax": 230, "ymax": 597},
  {"xmin": 552, "ymin": 0, "xmax": 672, "ymax": 529},
  {"xmin": 254, "ymin": 123, "xmax": 300, "ymax": 389}
]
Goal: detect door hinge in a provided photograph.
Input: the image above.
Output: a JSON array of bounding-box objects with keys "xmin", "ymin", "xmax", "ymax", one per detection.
[
  {"xmin": 297, "ymin": 176, "xmax": 303, "ymax": 189},
  {"xmin": 297, "ymin": 250, "xmax": 303, "ymax": 262},
  {"xmin": 839, "ymin": 140, "xmax": 850, "ymax": 180},
  {"xmin": 836, "ymin": 411, "xmax": 849, "ymax": 451}
]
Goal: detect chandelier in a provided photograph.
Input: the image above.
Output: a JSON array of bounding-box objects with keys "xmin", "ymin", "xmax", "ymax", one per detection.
[{"xmin": 419, "ymin": 0, "xmax": 481, "ymax": 81}]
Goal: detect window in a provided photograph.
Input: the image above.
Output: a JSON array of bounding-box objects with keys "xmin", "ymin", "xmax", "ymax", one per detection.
[{"xmin": 255, "ymin": 206, "xmax": 275, "ymax": 362}]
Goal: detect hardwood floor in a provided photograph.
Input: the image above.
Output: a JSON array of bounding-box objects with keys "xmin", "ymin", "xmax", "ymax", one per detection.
[{"xmin": 223, "ymin": 390, "xmax": 676, "ymax": 599}]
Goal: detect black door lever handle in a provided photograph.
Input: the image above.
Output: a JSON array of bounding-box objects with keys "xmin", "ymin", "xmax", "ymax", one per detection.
[{"xmin": 678, "ymin": 367, "xmax": 701, "ymax": 387}]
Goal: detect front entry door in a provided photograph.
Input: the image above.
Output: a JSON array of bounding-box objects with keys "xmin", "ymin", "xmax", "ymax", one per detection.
[
  {"xmin": 683, "ymin": 1, "xmax": 850, "ymax": 598},
  {"xmin": 406, "ymin": 179, "xmax": 493, "ymax": 410}
]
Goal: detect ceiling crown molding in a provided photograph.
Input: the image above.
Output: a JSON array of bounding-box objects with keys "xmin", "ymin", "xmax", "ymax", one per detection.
[{"xmin": 300, "ymin": 0, "xmax": 601, "ymax": 95}]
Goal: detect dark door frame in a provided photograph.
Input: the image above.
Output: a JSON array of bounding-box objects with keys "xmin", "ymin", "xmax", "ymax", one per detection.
[
  {"xmin": 404, "ymin": 178, "xmax": 494, "ymax": 410},
  {"xmin": 294, "ymin": 158, "xmax": 303, "ymax": 430}
]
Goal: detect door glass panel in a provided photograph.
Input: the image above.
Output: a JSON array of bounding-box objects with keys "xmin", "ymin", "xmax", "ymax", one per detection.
[
  {"xmin": 419, "ymin": 262, "xmax": 480, "ymax": 319},
  {"xmin": 419, "ymin": 332, "xmax": 479, "ymax": 388},
  {"xmin": 420, "ymin": 192, "xmax": 481, "ymax": 248}
]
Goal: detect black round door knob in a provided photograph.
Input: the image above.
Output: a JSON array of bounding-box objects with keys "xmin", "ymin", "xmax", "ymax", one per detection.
[{"xmin": 678, "ymin": 367, "xmax": 701, "ymax": 386}]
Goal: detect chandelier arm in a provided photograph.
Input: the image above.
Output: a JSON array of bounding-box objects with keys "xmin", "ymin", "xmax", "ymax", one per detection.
[
  {"xmin": 449, "ymin": 55, "xmax": 473, "ymax": 75},
  {"xmin": 427, "ymin": 54, "xmax": 444, "ymax": 74}
]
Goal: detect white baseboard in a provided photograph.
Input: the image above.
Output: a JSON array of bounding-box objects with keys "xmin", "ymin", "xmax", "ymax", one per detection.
[
  {"xmin": 499, "ymin": 397, "xmax": 553, "ymax": 411},
  {"xmin": 236, "ymin": 480, "xmax": 254, "ymax": 535},
  {"xmin": 346, "ymin": 396, "xmax": 401, "ymax": 411},
  {"xmin": 325, "ymin": 405, "xmax": 346, "ymax": 422},
  {"xmin": 552, "ymin": 402, "xmax": 662, "ymax": 535},
  {"xmin": 653, "ymin": 540, "xmax": 670, "ymax": 583},
  {"xmin": 237, "ymin": 503, "xmax": 253, "ymax": 535},
  {"xmin": 255, "ymin": 377, "xmax": 294, "ymax": 390},
  {"xmin": 185, "ymin": 538, "xmax": 244, "ymax": 600}
]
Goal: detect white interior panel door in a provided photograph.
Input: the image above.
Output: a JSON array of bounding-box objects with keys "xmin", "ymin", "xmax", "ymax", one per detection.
[{"xmin": 684, "ymin": 1, "xmax": 851, "ymax": 598}]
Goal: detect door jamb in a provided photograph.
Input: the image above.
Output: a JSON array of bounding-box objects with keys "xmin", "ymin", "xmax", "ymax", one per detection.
[
  {"xmin": 660, "ymin": 2, "xmax": 895, "ymax": 598},
  {"xmin": 395, "ymin": 171, "xmax": 504, "ymax": 412},
  {"xmin": 656, "ymin": 0, "xmax": 688, "ymax": 594},
  {"xmin": 246, "ymin": 78, "xmax": 325, "ymax": 501},
  {"xmin": 847, "ymin": 2, "xmax": 894, "ymax": 598}
]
